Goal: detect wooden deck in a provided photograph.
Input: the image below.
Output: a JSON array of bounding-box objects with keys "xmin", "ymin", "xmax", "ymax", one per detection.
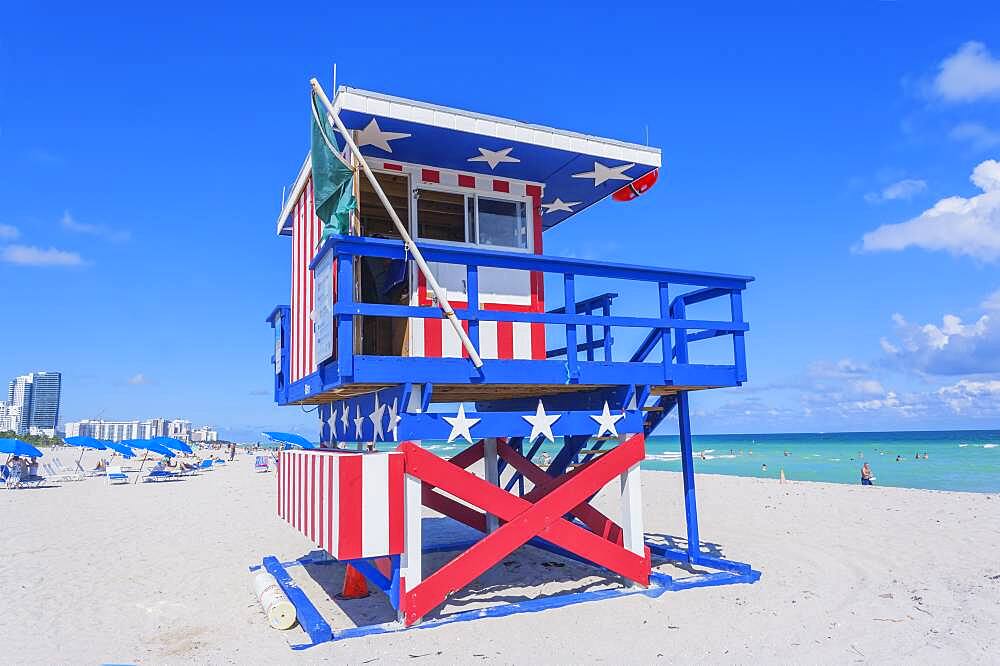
[{"xmin": 291, "ymin": 382, "xmax": 714, "ymax": 406}]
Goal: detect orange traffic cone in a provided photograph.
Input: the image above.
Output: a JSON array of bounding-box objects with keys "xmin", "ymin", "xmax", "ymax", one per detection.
[{"xmin": 338, "ymin": 564, "xmax": 369, "ymax": 599}]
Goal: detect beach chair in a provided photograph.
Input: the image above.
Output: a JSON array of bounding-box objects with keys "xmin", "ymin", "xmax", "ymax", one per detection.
[
  {"xmin": 43, "ymin": 462, "xmax": 84, "ymax": 482},
  {"xmin": 106, "ymin": 466, "xmax": 129, "ymax": 485},
  {"xmin": 142, "ymin": 468, "xmax": 176, "ymax": 482},
  {"xmin": 254, "ymin": 456, "xmax": 270, "ymax": 473},
  {"xmin": 1, "ymin": 466, "xmax": 19, "ymax": 489},
  {"xmin": 72, "ymin": 458, "xmax": 105, "ymax": 478}
]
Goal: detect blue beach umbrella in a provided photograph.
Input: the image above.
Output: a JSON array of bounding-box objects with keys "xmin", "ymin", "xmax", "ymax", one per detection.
[
  {"xmin": 262, "ymin": 431, "xmax": 316, "ymax": 449},
  {"xmin": 64, "ymin": 436, "xmax": 108, "ymax": 450},
  {"xmin": 0, "ymin": 438, "xmax": 44, "ymax": 458},
  {"xmin": 123, "ymin": 439, "xmax": 176, "ymax": 457},
  {"xmin": 152, "ymin": 437, "xmax": 193, "ymax": 455},
  {"xmin": 102, "ymin": 440, "xmax": 136, "ymax": 459}
]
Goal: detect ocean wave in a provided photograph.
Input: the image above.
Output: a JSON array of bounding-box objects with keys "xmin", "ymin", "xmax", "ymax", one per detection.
[{"xmin": 985, "ymin": 444, "xmax": 998, "ymax": 449}]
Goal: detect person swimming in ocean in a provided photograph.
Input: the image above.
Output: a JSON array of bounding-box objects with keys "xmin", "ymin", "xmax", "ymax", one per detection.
[
  {"xmin": 896, "ymin": 455, "xmax": 903, "ymax": 462},
  {"xmin": 761, "ymin": 463, "xmax": 767, "ymax": 472}
]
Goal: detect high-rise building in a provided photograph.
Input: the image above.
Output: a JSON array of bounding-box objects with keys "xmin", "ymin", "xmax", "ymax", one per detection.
[
  {"xmin": 0, "ymin": 402, "xmax": 21, "ymax": 433},
  {"xmin": 6, "ymin": 371, "xmax": 62, "ymax": 436},
  {"xmin": 191, "ymin": 425, "xmax": 218, "ymax": 443},
  {"xmin": 63, "ymin": 417, "xmax": 203, "ymax": 442}
]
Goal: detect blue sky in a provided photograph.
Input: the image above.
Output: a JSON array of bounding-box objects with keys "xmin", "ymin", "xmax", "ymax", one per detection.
[{"xmin": 2, "ymin": 2, "xmax": 999, "ymax": 439}]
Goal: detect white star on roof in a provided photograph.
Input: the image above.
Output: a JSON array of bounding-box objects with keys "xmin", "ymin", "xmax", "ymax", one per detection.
[
  {"xmin": 387, "ymin": 398, "xmax": 402, "ymax": 441},
  {"xmin": 369, "ymin": 393, "xmax": 386, "ymax": 442},
  {"xmin": 522, "ymin": 400, "xmax": 561, "ymax": 443},
  {"xmin": 468, "ymin": 147, "xmax": 520, "ymax": 170},
  {"xmin": 354, "ymin": 405, "xmax": 365, "ymax": 440},
  {"xmin": 341, "ymin": 403, "xmax": 350, "ymax": 435},
  {"xmin": 541, "ymin": 198, "xmax": 581, "ymax": 214},
  {"xmin": 590, "ymin": 401, "xmax": 624, "ymax": 438},
  {"xmin": 571, "ymin": 161, "xmax": 636, "ymax": 187},
  {"xmin": 356, "ymin": 118, "xmax": 411, "ymax": 153},
  {"xmin": 443, "ymin": 404, "xmax": 480, "ymax": 444}
]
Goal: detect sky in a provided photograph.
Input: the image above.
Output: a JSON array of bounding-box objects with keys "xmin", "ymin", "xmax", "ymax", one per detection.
[{"xmin": 1, "ymin": 2, "xmax": 999, "ymax": 440}]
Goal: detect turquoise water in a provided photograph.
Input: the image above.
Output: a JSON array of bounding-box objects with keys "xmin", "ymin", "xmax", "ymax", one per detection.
[{"xmin": 420, "ymin": 430, "xmax": 1000, "ymax": 494}]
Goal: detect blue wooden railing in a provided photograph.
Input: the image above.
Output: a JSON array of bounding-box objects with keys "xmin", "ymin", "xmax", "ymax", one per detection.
[{"xmin": 299, "ymin": 234, "xmax": 752, "ymax": 392}]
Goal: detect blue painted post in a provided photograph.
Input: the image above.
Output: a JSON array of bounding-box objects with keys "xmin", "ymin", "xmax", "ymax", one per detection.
[
  {"xmin": 337, "ymin": 253, "xmax": 354, "ymax": 381},
  {"xmin": 466, "ymin": 264, "xmax": 480, "ymax": 357},
  {"xmin": 584, "ymin": 303, "xmax": 595, "ymax": 362},
  {"xmin": 564, "ymin": 273, "xmax": 579, "ymax": 381},
  {"xmin": 730, "ymin": 291, "xmax": 747, "ymax": 383},
  {"xmin": 601, "ymin": 299, "xmax": 612, "ymax": 361},
  {"xmin": 676, "ymin": 391, "xmax": 700, "ymax": 561},
  {"xmin": 658, "ymin": 282, "xmax": 672, "ymax": 382}
]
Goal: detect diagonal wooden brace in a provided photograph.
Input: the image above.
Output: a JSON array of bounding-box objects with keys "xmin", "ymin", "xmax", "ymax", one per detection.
[{"xmin": 400, "ymin": 434, "xmax": 650, "ymax": 625}]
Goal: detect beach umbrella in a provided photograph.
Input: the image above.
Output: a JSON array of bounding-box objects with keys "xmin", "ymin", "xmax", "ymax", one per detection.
[
  {"xmin": 122, "ymin": 439, "xmax": 176, "ymax": 484},
  {"xmin": 63, "ymin": 435, "xmax": 108, "ymax": 468},
  {"xmin": 262, "ymin": 431, "xmax": 316, "ymax": 449},
  {"xmin": 102, "ymin": 440, "xmax": 135, "ymax": 459},
  {"xmin": 0, "ymin": 438, "xmax": 44, "ymax": 458},
  {"xmin": 152, "ymin": 437, "xmax": 193, "ymax": 455}
]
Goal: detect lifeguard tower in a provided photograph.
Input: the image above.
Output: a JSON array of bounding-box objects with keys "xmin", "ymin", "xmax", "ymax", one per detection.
[{"xmin": 263, "ymin": 81, "xmax": 758, "ymax": 646}]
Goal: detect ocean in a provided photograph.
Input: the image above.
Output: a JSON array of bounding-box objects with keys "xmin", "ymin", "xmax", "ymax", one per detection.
[{"xmin": 420, "ymin": 430, "xmax": 1000, "ymax": 494}]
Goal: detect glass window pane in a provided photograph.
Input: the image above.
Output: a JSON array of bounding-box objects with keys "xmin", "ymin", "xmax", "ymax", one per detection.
[
  {"xmin": 359, "ymin": 173, "xmax": 408, "ymax": 238},
  {"xmin": 417, "ymin": 190, "xmax": 466, "ymax": 242},
  {"xmin": 477, "ymin": 197, "xmax": 527, "ymax": 249}
]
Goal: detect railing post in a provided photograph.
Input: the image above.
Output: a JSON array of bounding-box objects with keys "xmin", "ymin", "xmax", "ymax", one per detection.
[
  {"xmin": 601, "ymin": 299, "xmax": 612, "ymax": 361},
  {"xmin": 584, "ymin": 302, "xmax": 595, "ymax": 362},
  {"xmin": 676, "ymin": 390, "xmax": 700, "ymax": 561},
  {"xmin": 563, "ymin": 273, "xmax": 579, "ymax": 381},
  {"xmin": 466, "ymin": 264, "xmax": 480, "ymax": 358},
  {"xmin": 658, "ymin": 282, "xmax": 673, "ymax": 382},
  {"xmin": 730, "ymin": 291, "xmax": 747, "ymax": 383},
  {"xmin": 336, "ymin": 252, "xmax": 354, "ymax": 381},
  {"xmin": 671, "ymin": 297, "xmax": 689, "ymax": 365}
]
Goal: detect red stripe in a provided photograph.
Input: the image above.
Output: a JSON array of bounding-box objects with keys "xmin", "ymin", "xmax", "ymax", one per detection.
[
  {"xmin": 421, "ymin": 169, "xmax": 440, "ymax": 183},
  {"xmin": 424, "ymin": 318, "xmax": 442, "ymax": 357},
  {"xmin": 531, "ymin": 323, "xmax": 545, "ymax": 360},
  {"xmin": 388, "ymin": 454, "xmax": 404, "ymax": 554},
  {"xmin": 310, "ymin": 455, "xmax": 316, "ymax": 542},
  {"xmin": 525, "ymin": 184, "xmax": 542, "ymax": 198},
  {"xmin": 383, "ymin": 162, "xmax": 403, "ymax": 171},
  {"xmin": 458, "ymin": 174, "xmax": 475, "ymax": 188},
  {"xmin": 528, "ymin": 188, "xmax": 546, "ymax": 359},
  {"xmin": 327, "ymin": 456, "xmax": 335, "ymax": 554},
  {"xmin": 338, "ymin": 455, "xmax": 363, "ymax": 559},
  {"xmin": 497, "ymin": 321, "xmax": 514, "ymax": 359},
  {"xmin": 492, "ymin": 179, "xmax": 509, "ymax": 193}
]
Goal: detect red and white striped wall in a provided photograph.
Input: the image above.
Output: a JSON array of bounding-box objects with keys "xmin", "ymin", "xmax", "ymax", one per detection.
[
  {"xmin": 289, "ymin": 176, "xmax": 323, "ymax": 384},
  {"xmin": 277, "ymin": 449, "xmax": 405, "ymax": 560}
]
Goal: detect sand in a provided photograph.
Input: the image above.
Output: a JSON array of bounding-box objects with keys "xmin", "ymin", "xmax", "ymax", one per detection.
[{"xmin": 1, "ymin": 449, "xmax": 998, "ymax": 664}]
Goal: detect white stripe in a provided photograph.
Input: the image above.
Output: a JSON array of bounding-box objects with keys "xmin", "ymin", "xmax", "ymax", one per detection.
[
  {"xmin": 361, "ymin": 454, "xmax": 390, "ymax": 556},
  {"xmin": 513, "ymin": 321, "xmax": 532, "ymax": 359},
  {"xmin": 409, "ymin": 314, "xmax": 424, "ymax": 357},
  {"xmin": 329, "ymin": 454, "xmax": 340, "ymax": 554},
  {"xmin": 480, "ymin": 320, "xmax": 498, "ymax": 359},
  {"xmin": 442, "ymin": 322, "xmax": 462, "ymax": 358}
]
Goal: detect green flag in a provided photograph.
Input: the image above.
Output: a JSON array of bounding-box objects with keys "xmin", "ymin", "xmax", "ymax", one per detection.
[{"xmin": 310, "ymin": 95, "xmax": 356, "ymax": 243}]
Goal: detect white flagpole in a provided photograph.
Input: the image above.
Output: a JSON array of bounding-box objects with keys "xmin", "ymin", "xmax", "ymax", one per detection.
[{"xmin": 309, "ymin": 78, "xmax": 484, "ymax": 368}]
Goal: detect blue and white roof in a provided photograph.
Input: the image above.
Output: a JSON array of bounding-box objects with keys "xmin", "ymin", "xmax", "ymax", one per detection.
[{"xmin": 277, "ymin": 87, "xmax": 661, "ymax": 235}]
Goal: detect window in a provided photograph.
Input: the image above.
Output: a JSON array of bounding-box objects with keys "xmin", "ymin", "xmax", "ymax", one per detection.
[
  {"xmin": 415, "ymin": 188, "xmax": 531, "ymax": 251},
  {"xmin": 359, "ymin": 173, "xmax": 409, "ymax": 238},
  {"xmin": 476, "ymin": 197, "xmax": 528, "ymax": 249},
  {"xmin": 416, "ymin": 189, "xmax": 466, "ymax": 242}
]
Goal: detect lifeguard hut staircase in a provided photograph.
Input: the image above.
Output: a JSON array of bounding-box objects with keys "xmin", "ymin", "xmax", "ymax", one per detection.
[{"xmin": 262, "ymin": 84, "xmax": 759, "ymax": 647}]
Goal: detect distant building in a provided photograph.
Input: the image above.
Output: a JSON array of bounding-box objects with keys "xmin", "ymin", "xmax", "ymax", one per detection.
[
  {"xmin": 6, "ymin": 371, "xmax": 61, "ymax": 436},
  {"xmin": 0, "ymin": 402, "xmax": 21, "ymax": 433},
  {"xmin": 64, "ymin": 417, "xmax": 206, "ymax": 442},
  {"xmin": 191, "ymin": 425, "xmax": 218, "ymax": 443}
]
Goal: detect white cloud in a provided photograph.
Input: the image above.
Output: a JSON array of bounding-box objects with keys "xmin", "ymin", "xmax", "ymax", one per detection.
[
  {"xmin": 0, "ymin": 224, "xmax": 18, "ymax": 240},
  {"xmin": 883, "ymin": 309, "xmax": 1000, "ymax": 375},
  {"xmin": 128, "ymin": 373, "xmax": 149, "ymax": 385},
  {"xmin": 858, "ymin": 159, "xmax": 1000, "ymax": 261},
  {"xmin": 982, "ymin": 289, "xmax": 1000, "ymax": 311},
  {"xmin": 807, "ymin": 358, "xmax": 870, "ymax": 378},
  {"xmin": 936, "ymin": 379, "xmax": 1000, "ymax": 414},
  {"xmin": 951, "ymin": 122, "xmax": 1000, "ymax": 150},
  {"xmin": 0, "ymin": 244, "xmax": 84, "ymax": 267},
  {"xmin": 865, "ymin": 178, "xmax": 927, "ymax": 203},
  {"xmin": 60, "ymin": 211, "xmax": 130, "ymax": 242},
  {"xmin": 933, "ymin": 41, "xmax": 1000, "ymax": 102}
]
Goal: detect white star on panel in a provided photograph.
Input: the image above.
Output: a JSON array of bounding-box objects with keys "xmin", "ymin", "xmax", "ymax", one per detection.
[
  {"xmin": 356, "ymin": 118, "xmax": 411, "ymax": 153},
  {"xmin": 369, "ymin": 393, "xmax": 386, "ymax": 442},
  {"xmin": 541, "ymin": 198, "xmax": 581, "ymax": 214},
  {"xmin": 522, "ymin": 400, "xmax": 561, "ymax": 443},
  {"xmin": 467, "ymin": 147, "xmax": 520, "ymax": 170},
  {"xmin": 341, "ymin": 403, "xmax": 350, "ymax": 435},
  {"xmin": 571, "ymin": 161, "xmax": 636, "ymax": 187},
  {"xmin": 387, "ymin": 398, "xmax": 402, "ymax": 441},
  {"xmin": 354, "ymin": 405, "xmax": 365, "ymax": 440},
  {"xmin": 443, "ymin": 404, "xmax": 481, "ymax": 444},
  {"xmin": 590, "ymin": 401, "xmax": 625, "ymax": 438}
]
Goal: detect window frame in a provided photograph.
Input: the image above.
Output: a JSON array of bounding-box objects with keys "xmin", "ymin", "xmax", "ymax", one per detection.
[{"xmin": 412, "ymin": 182, "xmax": 534, "ymax": 254}]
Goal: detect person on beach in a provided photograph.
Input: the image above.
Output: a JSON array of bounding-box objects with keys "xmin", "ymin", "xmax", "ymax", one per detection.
[
  {"xmin": 761, "ymin": 463, "xmax": 767, "ymax": 472},
  {"xmin": 861, "ymin": 463, "xmax": 874, "ymax": 485},
  {"xmin": 896, "ymin": 455, "xmax": 902, "ymax": 462}
]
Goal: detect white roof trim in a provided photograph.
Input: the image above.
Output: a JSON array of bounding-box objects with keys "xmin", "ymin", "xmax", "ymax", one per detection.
[
  {"xmin": 335, "ymin": 86, "xmax": 662, "ymax": 168},
  {"xmin": 275, "ymin": 155, "xmax": 311, "ymax": 235}
]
